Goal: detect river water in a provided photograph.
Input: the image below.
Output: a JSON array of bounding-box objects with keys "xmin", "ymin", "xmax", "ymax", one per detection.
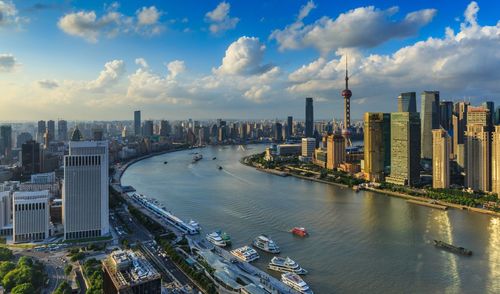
[{"xmin": 121, "ymin": 145, "xmax": 500, "ymax": 293}]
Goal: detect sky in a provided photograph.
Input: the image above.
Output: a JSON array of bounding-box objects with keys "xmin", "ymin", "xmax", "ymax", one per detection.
[{"xmin": 0, "ymin": 0, "xmax": 499, "ymax": 121}]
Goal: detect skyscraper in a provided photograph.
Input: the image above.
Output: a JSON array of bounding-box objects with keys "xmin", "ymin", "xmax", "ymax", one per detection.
[
  {"xmin": 439, "ymin": 101, "xmax": 453, "ymax": 132},
  {"xmin": 420, "ymin": 91, "xmax": 440, "ymax": 159},
  {"xmin": 274, "ymin": 122, "xmax": 283, "ymax": 142},
  {"xmin": 432, "ymin": 129, "xmax": 450, "ymax": 189},
  {"xmin": 301, "ymin": 137, "xmax": 316, "ymax": 159},
  {"xmin": 286, "ymin": 116, "xmax": 293, "ymax": 139},
  {"xmin": 58, "ymin": 120, "xmax": 68, "ymax": 141},
  {"xmin": 495, "ymin": 106, "xmax": 500, "ymax": 125},
  {"xmin": 47, "ymin": 120, "xmax": 55, "ymax": 142},
  {"xmin": 21, "ymin": 140, "xmax": 41, "ymax": 176},
  {"xmin": 134, "ymin": 110, "xmax": 141, "ymax": 136},
  {"xmin": 386, "ymin": 112, "xmax": 421, "ymax": 186},
  {"xmin": 363, "ymin": 113, "xmax": 391, "ymax": 182},
  {"xmin": 465, "ymin": 124, "xmax": 490, "ymax": 191},
  {"xmin": 37, "ymin": 120, "xmax": 46, "ymax": 143},
  {"xmin": 482, "ymin": 101, "xmax": 494, "ymax": 130},
  {"xmin": 143, "ymin": 120, "xmax": 154, "ymax": 137},
  {"xmin": 452, "ymin": 101, "xmax": 469, "ymax": 160},
  {"xmin": 327, "ymin": 134, "xmax": 345, "ymax": 170},
  {"xmin": 63, "ymin": 140, "xmax": 109, "ymax": 240},
  {"xmin": 492, "ymin": 126, "xmax": 500, "ymax": 195},
  {"xmin": 160, "ymin": 120, "xmax": 170, "ymax": 137},
  {"xmin": 397, "ymin": 92, "xmax": 417, "ymax": 113},
  {"xmin": 467, "ymin": 106, "xmax": 490, "ymax": 127},
  {"xmin": 305, "ymin": 98, "xmax": 314, "ymax": 138},
  {"xmin": 341, "ymin": 60, "xmax": 352, "ymax": 147},
  {"xmin": 0, "ymin": 125, "xmax": 12, "ymax": 159}
]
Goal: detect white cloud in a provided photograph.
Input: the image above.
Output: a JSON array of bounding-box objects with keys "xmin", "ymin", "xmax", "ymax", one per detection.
[
  {"xmin": 0, "ymin": 53, "xmax": 16, "ymax": 72},
  {"xmin": 205, "ymin": 1, "xmax": 239, "ymax": 34},
  {"xmin": 58, "ymin": 5, "xmax": 164, "ymax": 42},
  {"xmin": 135, "ymin": 57, "xmax": 148, "ymax": 68},
  {"xmin": 244, "ymin": 85, "xmax": 270, "ymax": 103},
  {"xmin": 87, "ymin": 59, "xmax": 125, "ymax": 90},
  {"xmin": 37, "ymin": 79, "xmax": 59, "ymax": 89},
  {"xmin": 297, "ymin": 1, "xmax": 316, "ymax": 21},
  {"xmin": 214, "ymin": 36, "xmax": 273, "ymax": 75},
  {"xmin": 166, "ymin": 60, "xmax": 186, "ymax": 79},
  {"xmin": 270, "ymin": 5, "xmax": 437, "ymax": 54},
  {"xmin": 0, "ymin": 1, "xmax": 28, "ymax": 28}
]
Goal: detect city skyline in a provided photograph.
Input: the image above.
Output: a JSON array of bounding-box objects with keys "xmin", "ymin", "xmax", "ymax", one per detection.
[{"xmin": 1, "ymin": 0, "xmax": 500, "ymax": 120}]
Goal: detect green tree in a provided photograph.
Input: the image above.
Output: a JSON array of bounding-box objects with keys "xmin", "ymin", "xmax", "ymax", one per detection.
[
  {"xmin": 0, "ymin": 247, "xmax": 13, "ymax": 261},
  {"xmin": 11, "ymin": 283, "xmax": 34, "ymax": 294},
  {"xmin": 64, "ymin": 264, "xmax": 73, "ymax": 276},
  {"xmin": 0, "ymin": 261, "xmax": 15, "ymax": 280},
  {"xmin": 54, "ymin": 281, "xmax": 72, "ymax": 294}
]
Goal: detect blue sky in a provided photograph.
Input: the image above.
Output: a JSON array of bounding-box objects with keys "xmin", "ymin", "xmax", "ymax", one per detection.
[{"xmin": 1, "ymin": 0, "xmax": 499, "ymax": 121}]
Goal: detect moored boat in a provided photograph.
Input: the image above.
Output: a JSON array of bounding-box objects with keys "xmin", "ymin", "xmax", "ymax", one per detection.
[
  {"xmin": 216, "ymin": 230, "xmax": 231, "ymax": 246},
  {"xmin": 433, "ymin": 240, "xmax": 472, "ymax": 256},
  {"xmin": 253, "ymin": 235, "xmax": 280, "ymax": 254},
  {"xmin": 206, "ymin": 232, "xmax": 226, "ymax": 247},
  {"xmin": 230, "ymin": 246, "xmax": 260, "ymax": 262},
  {"xmin": 281, "ymin": 272, "xmax": 313, "ymax": 294},
  {"xmin": 268, "ymin": 256, "xmax": 307, "ymax": 275}
]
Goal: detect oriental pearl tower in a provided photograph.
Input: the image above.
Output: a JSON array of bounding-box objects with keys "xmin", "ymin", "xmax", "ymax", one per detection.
[{"xmin": 341, "ymin": 58, "xmax": 352, "ymax": 147}]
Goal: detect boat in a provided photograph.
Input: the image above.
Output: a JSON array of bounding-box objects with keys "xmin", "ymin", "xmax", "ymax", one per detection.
[
  {"xmin": 188, "ymin": 220, "xmax": 201, "ymax": 231},
  {"xmin": 206, "ymin": 232, "xmax": 226, "ymax": 247},
  {"xmin": 230, "ymin": 246, "xmax": 260, "ymax": 262},
  {"xmin": 216, "ymin": 230, "xmax": 232, "ymax": 246},
  {"xmin": 252, "ymin": 235, "xmax": 280, "ymax": 254},
  {"xmin": 212, "ymin": 157, "xmax": 217, "ymax": 160},
  {"xmin": 218, "ymin": 165, "xmax": 223, "ymax": 170},
  {"xmin": 268, "ymin": 257, "xmax": 307, "ymax": 275},
  {"xmin": 433, "ymin": 240, "xmax": 472, "ymax": 256},
  {"xmin": 291, "ymin": 227, "xmax": 308, "ymax": 237},
  {"xmin": 192, "ymin": 153, "xmax": 203, "ymax": 163},
  {"xmin": 281, "ymin": 272, "xmax": 313, "ymax": 294},
  {"xmin": 163, "ymin": 161, "xmax": 168, "ymax": 164}
]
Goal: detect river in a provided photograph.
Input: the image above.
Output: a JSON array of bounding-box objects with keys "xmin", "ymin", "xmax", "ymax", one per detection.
[{"xmin": 121, "ymin": 145, "xmax": 500, "ymax": 293}]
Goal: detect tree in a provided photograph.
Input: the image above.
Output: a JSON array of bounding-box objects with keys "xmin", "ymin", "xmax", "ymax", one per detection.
[
  {"xmin": 11, "ymin": 283, "xmax": 34, "ymax": 294},
  {"xmin": 54, "ymin": 281, "xmax": 72, "ymax": 294},
  {"xmin": 0, "ymin": 247, "xmax": 13, "ymax": 261},
  {"xmin": 64, "ymin": 264, "xmax": 73, "ymax": 276},
  {"xmin": 0, "ymin": 261, "xmax": 15, "ymax": 280}
]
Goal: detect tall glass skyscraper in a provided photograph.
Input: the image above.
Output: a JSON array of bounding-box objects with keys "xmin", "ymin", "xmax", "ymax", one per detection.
[
  {"xmin": 305, "ymin": 97, "xmax": 314, "ymax": 138},
  {"xmin": 420, "ymin": 91, "xmax": 440, "ymax": 159},
  {"xmin": 134, "ymin": 110, "xmax": 141, "ymax": 136},
  {"xmin": 397, "ymin": 92, "xmax": 417, "ymax": 113}
]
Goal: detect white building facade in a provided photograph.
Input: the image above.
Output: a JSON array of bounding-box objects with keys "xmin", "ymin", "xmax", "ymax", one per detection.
[
  {"xmin": 63, "ymin": 140, "xmax": 109, "ymax": 240},
  {"xmin": 13, "ymin": 190, "xmax": 50, "ymax": 243}
]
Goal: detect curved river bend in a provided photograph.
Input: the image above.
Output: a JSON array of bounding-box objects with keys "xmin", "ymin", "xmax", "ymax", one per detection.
[{"xmin": 122, "ymin": 145, "xmax": 500, "ymax": 293}]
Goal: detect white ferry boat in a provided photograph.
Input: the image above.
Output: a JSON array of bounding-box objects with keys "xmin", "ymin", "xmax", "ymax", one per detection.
[
  {"xmin": 206, "ymin": 232, "xmax": 226, "ymax": 247},
  {"xmin": 189, "ymin": 220, "xmax": 201, "ymax": 231},
  {"xmin": 268, "ymin": 257, "xmax": 307, "ymax": 275},
  {"xmin": 192, "ymin": 153, "xmax": 203, "ymax": 163},
  {"xmin": 252, "ymin": 235, "xmax": 280, "ymax": 254},
  {"xmin": 230, "ymin": 246, "xmax": 260, "ymax": 262},
  {"xmin": 281, "ymin": 272, "xmax": 313, "ymax": 294}
]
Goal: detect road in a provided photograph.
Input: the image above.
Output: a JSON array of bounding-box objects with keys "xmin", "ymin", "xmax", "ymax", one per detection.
[{"xmin": 21, "ymin": 250, "xmax": 67, "ymax": 293}]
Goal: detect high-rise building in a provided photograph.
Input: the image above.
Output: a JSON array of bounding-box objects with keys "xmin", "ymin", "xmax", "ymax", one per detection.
[
  {"xmin": 363, "ymin": 113, "xmax": 391, "ymax": 182},
  {"xmin": 0, "ymin": 191, "xmax": 12, "ymax": 231},
  {"xmin": 47, "ymin": 120, "xmax": 55, "ymax": 142},
  {"xmin": 143, "ymin": 120, "xmax": 154, "ymax": 137},
  {"xmin": 63, "ymin": 140, "xmax": 109, "ymax": 240},
  {"xmin": 21, "ymin": 140, "xmax": 41, "ymax": 176},
  {"xmin": 93, "ymin": 128, "xmax": 104, "ymax": 141},
  {"xmin": 432, "ymin": 129, "xmax": 451, "ymax": 189},
  {"xmin": 286, "ymin": 116, "xmax": 293, "ymax": 139},
  {"xmin": 495, "ymin": 106, "xmax": 500, "ymax": 125},
  {"xmin": 305, "ymin": 98, "xmax": 314, "ymax": 138},
  {"xmin": 58, "ymin": 120, "xmax": 68, "ymax": 141},
  {"xmin": 134, "ymin": 110, "xmax": 141, "ymax": 136},
  {"xmin": 160, "ymin": 120, "xmax": 170, "ymax": 137},
  {"xmin": 386, "ymin": 112, "xmax": 421, "ymax": 186},
  {"xmin": 482, "ymin": 101, "xmax": 495, "ymax": 130},
  {"xmin": 452, "ymin": 101, "xmax": 469, "ymax": 160},
  {"xmin": 13, "ymin": 190, "xmax": 50, "ymax": 243},
  {"xmin": 274, "ymin": 122, "xmax": 283, "ymax": 142},
  {"xmin": 397, "ymin": 92, "xmax": 417, "ymax": 113},
  {"xmin": 0, "ymin": 125, "xmax": 12, "ymax": 159},
  {"xmin": 465, "ymin": 124, "xmax": 490, "ymax": 192},
  {"xmin": 16, "ymin": 132, "xmax": 32, "ymax": 148},
  {"xmin": 327, "ymin": 134, "xmax": 345, "ymax": 170},
  {"xmin": 301, "ymin": 137, "xmax": 316, "ymax": 159},
  {"xmin": 37, "ymin": 120, "xmax": 46, "ymax": 143},
  {"xmin": 492, "ymin": 126, "xmax": 500, "ymax": 195},
  {"xmin": 439, "ymin": 101, "xmax": 453, "ymax": 132},
  {"xmin": 467, "ymin": 106, "xmax": 490, "ymax": 127},
  {"xmin": 420, "ymin": 91, "xmax": 440, "ymax": 159}
]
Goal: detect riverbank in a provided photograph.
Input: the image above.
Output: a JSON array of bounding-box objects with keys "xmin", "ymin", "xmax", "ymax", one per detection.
[{"xmin": 242, "ymin": 156, "xmax": 500, "ymax": 218}]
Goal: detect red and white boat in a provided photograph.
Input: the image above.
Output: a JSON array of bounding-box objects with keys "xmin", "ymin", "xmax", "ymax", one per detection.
[{"xmin": 290, "ymin": 227, "xmax": 308, "ymax": 237}]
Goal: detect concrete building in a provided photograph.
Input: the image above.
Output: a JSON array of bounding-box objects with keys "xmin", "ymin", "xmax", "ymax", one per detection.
[
  {"xmin": 47, "ymin": 120, "xmax": 55, "ymax": 143},
  {"xmin": 0, "ymin": 191, "xmax": 12, "ymax": 234},
  {"xmin": 363, "ymin": 112, "xmax": 390, "ymax": 182},
  {"xmin": 134, "ymin": 110, "xmax": 141, "ymax": 136},
  {"xmin": 143, "ymin": 120, "xmax": 154, "ymax": 137},
  {"xmin": 57, "ymin": 120, "xmax": 68, "ymax": 141},
  {"xmin": 420, "ymin": 91, "xmax": 440, "ymax": 159},
  {"xmin": 452, "ymin": 102, "xmax": 470, "ymax": 160},
  {"xmin": 432, "ymin": 129, "xmax": 451, "ymax": 189},
  {"xmin": 327, "ymin": 134, "xmax": 345, "ymax": 170},
  {"xmin": 305, "ymin": 98, "xmax": 314, "ymax": 138},
  {"xmin": 37, "ymin": 120, "xmax": 46, "ymax": 144},
  {"xmin": 102, "ymin": 250, "xmax": 161, "ymax": 294},
  {"xmin": 492, "ymin": 126, "xmax": 500, "ymax": 195},
  {"xmin": 439, "ymin": 101, "xmax": 454, "ymax": 132},
  {"xmin": 274, "ymin": 122, "xmax": 283, "ymax": 142},
  {"xmin": 277, "ymin": 144, "xmax": 301, "ymax": 156},
  {"xmin": 63, "ymin": 140, "xmax": 109, "ymax": 240},
  {"xmin": 286, "ymin": 116, "xmax": 293, "ymax": 139},
  {"xmin": 301, "ymin": 138, "xmax": 315, "ymax": 159},
  {"xmin": 482, "ymin": 101, "xmax": 495, "ymax": 130},
  {"xmin": 31, "ymin": 172, "xmax": 56, "ymax": 184},
  {"xmin": 397, "ymin": 92, "xmax": 417, "ymax": 113},
  {"xmin": 386, "ymin": 112, "xmax": 421, "ymax": 186},
  {"xmin": 0, "ymin": 125, "xmax": 12, "ymax": 159},
  {"xmin": 465, "ymin": 124, "xmax": 490, "ymax": 192},
  {"xmin": 12, "ymin": 190, "xmax": 50, "ymax": 243},
  {"xmin": 159, "ymin": 120, "xmax": 170, "ymax": 137},
  {"xmin": 467, "ymin": 106, "xmax": 490, "ymax": 127}
]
